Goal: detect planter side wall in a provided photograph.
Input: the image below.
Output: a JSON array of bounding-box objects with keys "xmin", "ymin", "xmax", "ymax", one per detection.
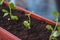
[{"xmin": 0, "ymin": 27, "xmax": 21, "ymax": 40}]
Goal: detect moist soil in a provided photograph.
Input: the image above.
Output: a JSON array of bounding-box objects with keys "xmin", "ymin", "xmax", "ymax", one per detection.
[{"xmin": 0, "ymin": 3, "xmax": 60, "ymax": 40}]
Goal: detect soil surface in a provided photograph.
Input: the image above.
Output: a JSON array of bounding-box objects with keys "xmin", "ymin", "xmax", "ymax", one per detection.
[{"xmin": 0, "ymin": 3, "xmax": 60, "ymax": 40}]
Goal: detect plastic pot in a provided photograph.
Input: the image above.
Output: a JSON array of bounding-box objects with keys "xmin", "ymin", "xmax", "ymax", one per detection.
[{"xmin": 0, "ymin": 1, "xmax": 59, "ymax": 40}]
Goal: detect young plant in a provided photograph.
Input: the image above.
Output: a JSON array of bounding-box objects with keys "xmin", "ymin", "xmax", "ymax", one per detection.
[
  {"xmin": 2, "ymin": 2, "xmax": 18, "ymax": 20},
  {"xmin": 9, "ymin": 2, "xmax": 18, "ymax": 20},
  {"xmin": 23, "ymin": 12, "xmax": 32, "ymax": 29},
  {"xmin": 46, "ymin": 11, "xmax": 60, "ymax": 40},
  {"xmin": 0, "ymin": 0, "xmax": 4, "ymax": 5}
]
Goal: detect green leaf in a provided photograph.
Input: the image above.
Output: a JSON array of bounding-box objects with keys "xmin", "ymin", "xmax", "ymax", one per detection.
[
  {"xmin": 23, "ymin": 21, "xmax": 30, "ymax": 29},
  {"xmin": 46, "ymin": 25, "xmax": 53, "ymax": 30},
  {"xmin": 9, "ymin": 2, "xmax": 15, "ymax": 9},
  {"xmin": 3, "ymin": 12, "xmax": 9, "ymax": 17},
  {"xmin": 57, "ymin": 26, "xmax": 60, "ymax": 32},
  {"xmin": 52, "ymin": 31, "xmax": 59, "ymax": 37},
  {"xmin": 11, "ymin": 16, "xmax": 18, "ymax": 20},
  {"xmin": 2, "ymin": 9, "xmax": 8, "ymax": 13},
  {"xmin": 0, "ymin": 0, "xmax": 4, "ymax": 5},
  {"xmin": 52, "ymin": 11, "xmax": 59, "ymax": 17},
  {"xmin": 51, "ymin": 37, "xmax": 57, "ymax": 40}
]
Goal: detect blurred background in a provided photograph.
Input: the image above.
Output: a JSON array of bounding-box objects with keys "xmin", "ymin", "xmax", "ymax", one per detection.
[{"xmin": 5, "ymin": 0, "xmax": 60, "ymax": 22}]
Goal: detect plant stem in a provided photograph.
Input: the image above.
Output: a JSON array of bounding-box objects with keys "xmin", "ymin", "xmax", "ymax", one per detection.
[
  {"xmin": 49, "ymin": 31, "xmax": 54, "ymax": 40},
  {"xmin": 54, "ymin": 18, "xmax": 58, "ymax": 31},
  {"xmin": 9, "ymin": 4, "xmax": 12, "ymax": 17},
  {"xmin": 49, "ymin": 34, "xmax": 52, "ymax": 40},
  {"xmin": 49, "ymin": 17, "xmax": 58, "ymax": 40},
  {"xmin": 10, "ymin": 8, "xmax": 12, "ymax": 16},
  {"xmin": 28, "ymin": 14, "xmax": 31, "ymax": 29}
]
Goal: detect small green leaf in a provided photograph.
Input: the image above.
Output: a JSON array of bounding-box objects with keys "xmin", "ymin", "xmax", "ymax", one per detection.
[
  {"xmin": 23, "ymin": 21, "xmax": 29, "ymax": 27},
  {"xmin": 51, "ymin": 37, "xmax": 57, "ymax": 40},
  {"xmin": 46, "ymin": 25, "xmax": 53, "ymax": 30},
  {"xmin": 3, "ymin": 12, "xmax": 9, "ymax": 17},
  {"xmin": 2, "ymin": 9, "xmax": 8, "ymax": 13},
  {"xmin": 0, "ymin": 0, "xmax": 4, "ymax": 5},
  {"xmin": 57, "ymin": 26, "xmax": 60, "ymax": 32},
  {"xmin": 52, "ymin": 31, "xmax": 59, "ymax": 37},
  {"xmin": 52, "ymin": 11, "xmax": 59, "ymax": 17},
  {"xmin": 9, "ymin": 2, "xmax": 15, "ymax": 9},
  {"xmin": 11, "ymin": 16, "xmax": 18, "ymax": 20},
  {"xmin": 23, "ymin": 21, "xmax": 30, "ymax": 29}
]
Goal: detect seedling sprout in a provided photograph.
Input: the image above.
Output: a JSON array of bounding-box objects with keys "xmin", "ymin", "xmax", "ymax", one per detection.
[
  {"xmin": 23, "ymin": 12, "xmax": 32, "ymax": 29},
  {"xmin": 46, "ymin": 11, "xmax": 60, "ymax": 40},
  {"xmin": 2, "ymin": 2, "xmax": 18, "ymax": 20}
]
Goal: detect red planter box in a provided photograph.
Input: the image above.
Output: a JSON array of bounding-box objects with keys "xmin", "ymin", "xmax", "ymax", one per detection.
[{"xmin": 0, "ymin": 1, "xmax": 59, "ymax": 40}]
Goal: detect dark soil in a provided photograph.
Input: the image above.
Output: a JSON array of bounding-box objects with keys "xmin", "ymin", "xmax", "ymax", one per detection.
[{"xmin": 0, "ymin": 3, "xmax": 60, "ymax": 40}]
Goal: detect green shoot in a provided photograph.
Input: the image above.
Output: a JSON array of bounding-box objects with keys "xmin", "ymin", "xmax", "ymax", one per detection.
[
  {"xmin": 52, "ymin": 31, "xmax": 59, "ymax": 37},
  {"xmin": 9, "ymin": 2, "xmax": 15, "ymax": 9},
  {"xmin": 46, "ymin": 25, "xmax": 53, "ymax": 30},
  {"xmin": 2, "ymin": 9, "xmax": 8, "ymax": 12},
  {"xmin": 11, "ymin": 15, "xmax": 18, "ymax": 20},
  {"xmin": 46, "ymin": 11, "xmax": 60, "ymax": 40},
  {"xmin": 9, "ymin": 2, "xmax": 18, "ymax": 20},
  {"xmin": 23, "ymin": 21, "xmax": 30, "ymax": 29},
  {"xmin": 23, "ymin": 12, "xmax": 32, "ymax": 29},
  {"xmin": 0, "ymin": 0, "xmax": 4, "ymax": 5},
  {"xmin": 51, "ymin": 37, "xmax": 57, "ymax": 40},
  {"xmin": 2, "ymin": 9, "xmax": 9, "ymax": 17},
  {"xmin": 3, "ymin": 12, "xmax": 9, "ymax": 17},
  {"xmin": 52, "ymin": 11, "xmax": 59, "ymax": 17},
  {"xmin": 2, "ymin": 2, "xmax": 18, "ymax": 20}
]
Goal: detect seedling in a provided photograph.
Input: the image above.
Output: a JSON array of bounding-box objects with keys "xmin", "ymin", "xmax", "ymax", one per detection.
[
  {"xmin": 9, "ymin": 2, "xmax": 18, "ymax": 20},
  {"xmin": 0, "ymin": 0, "xmax": 4, "ymax": 5},
  {"xmin": 2, "ymin": 2, "xmax": 18, "ymax": 20},
  {"xmin": 23, "ymin": 12, "xmax": 32, "ymax": 29},
  {"xmin": 46, "ymin": 11, "xmax": 60, "ymax": 40}
]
